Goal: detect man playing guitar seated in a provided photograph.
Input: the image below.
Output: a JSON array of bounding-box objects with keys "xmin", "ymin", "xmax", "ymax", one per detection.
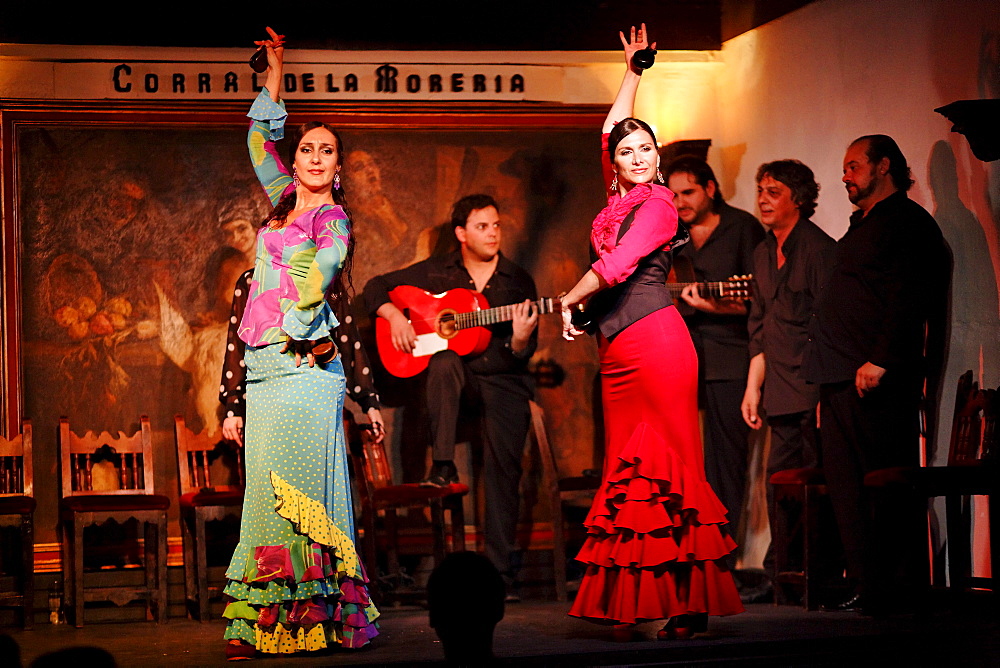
[{"xmin": 363, "ymin": 194, "xmax": 538, "ymax": 595}]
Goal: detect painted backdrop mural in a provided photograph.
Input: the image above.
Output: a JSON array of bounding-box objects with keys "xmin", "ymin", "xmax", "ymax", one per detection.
[{"xmin": 17, "ymin": 121, "xmax": 606, "ymax": 545}]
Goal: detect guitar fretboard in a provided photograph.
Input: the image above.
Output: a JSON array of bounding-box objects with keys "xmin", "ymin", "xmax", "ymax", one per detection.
[
  {"xmin": 441, "ymin": 297, "xmax": 559, "ymax": 330},
  {"xmin": 665, "ymin": 282, "xmax": 735, "ymax": 299}
]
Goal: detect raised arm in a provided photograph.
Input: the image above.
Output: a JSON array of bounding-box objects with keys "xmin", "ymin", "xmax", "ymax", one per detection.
[
  {"xmin": 602, "ymin": 24, "xmax": 655, "ymax": 134},
  {"xmin": 247, "ymin": 27, "xmax": 293, "ymax": 207},
  {"xmin": 257, "ymin": 27, "xmax": 285, "ymax": 103}
]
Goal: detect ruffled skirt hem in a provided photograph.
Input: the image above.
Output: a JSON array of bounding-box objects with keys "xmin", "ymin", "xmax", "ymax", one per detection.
[{"xmin": 569, "ymin": 421, "xmax": 744, "ymax": 623}]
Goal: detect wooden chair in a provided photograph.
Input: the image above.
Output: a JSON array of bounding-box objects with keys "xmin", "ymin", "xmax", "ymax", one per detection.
[
  {"xmin": 174, "ymin": 415, "xmax": 244, "ymax": 621},
  {"xmin": 768, "ymin": 467, "xmax": 834, "ymax": 610},
  {"xmin": 58, "ymin": 416, "xmax": 170, "ymax": 626},
  {"xmin": 346, "ymin": 414, "xmax": 468, "ymax": 600},
  {"xmin": 865, "ymin": 370, "xmax": 999, "ymax": 594},
  {"xmin": 531, "ymin": 400, "xmax": 601, "ymax": 602},
  {"xmin": 0, "ymin": 420, "xmax": 35, "ymax": 629}
]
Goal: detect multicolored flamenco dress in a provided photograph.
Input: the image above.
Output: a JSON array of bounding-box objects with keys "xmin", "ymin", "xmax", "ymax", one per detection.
[
  {"xmin": 567, "ymin": 133, "xmax": 744, "ymax": 625},
  {"xmin": 221, "ymin": 89, "xmax": 379, "ymax": 652}
]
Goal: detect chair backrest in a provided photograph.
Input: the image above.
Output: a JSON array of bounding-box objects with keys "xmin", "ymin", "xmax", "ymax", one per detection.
[
  {"xmin": 173, "ymin": 415, "xmax": 245, "ymax": 494},
  {"xmin": 529, "ymin": 400, "xmax": 561, "ymax": 488},
  {"xmin": 344, "ymin": 414, "xmax": 393, "ymax": 490},
  {"xmin": 59, "ymin": 416, "xmax": 154, "ymax": 496},
  {"xmin": 0, "ymin": 420, "xmax": 33, "ymax": 497},
  {"xmin": 948, "ymin": 371, "xmax": 992, "ymax": 466},
  {"xmin": 981, "ymin": 387, "xmax": 998, "ymax": 461}
]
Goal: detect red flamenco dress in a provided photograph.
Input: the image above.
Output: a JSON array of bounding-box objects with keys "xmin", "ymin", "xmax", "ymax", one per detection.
[{"xmin": 569, "ymin": 159, "xmax": 744, "ymax": 624}]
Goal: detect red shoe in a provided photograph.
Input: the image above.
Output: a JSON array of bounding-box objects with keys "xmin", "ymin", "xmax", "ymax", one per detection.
[{"xmin": 225, "ymin": 639, "xmax": 255, "ymax": 661}]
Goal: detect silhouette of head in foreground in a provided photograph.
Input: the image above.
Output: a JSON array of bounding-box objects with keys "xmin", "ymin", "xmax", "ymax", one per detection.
[{"xmin": 427, "ymin": 551, "xmax": 506, "ymax": 664}]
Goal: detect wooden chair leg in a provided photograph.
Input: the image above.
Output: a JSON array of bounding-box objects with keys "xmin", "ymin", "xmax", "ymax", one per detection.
[
  {"xmin": 195, "ymin": 510, "xmax": 209, "ymax": 622},
  {"xmin": 771, "ymin": 485, "xmax": 792, "ymax": 606},
  {"xmin": 144, "ymin": 519, "xmax": 156, "ymax": 621},
  {"xmin": 157, "ymin": 512, "xmax": 168, "ymax": 624},
  {"xmin": 180, "ymin": 511, "xmax": 196, "ymax": 619},
  {"xmin": 447, "ymin": 497, "xmax": 466, "ymax": 552},
  {"xmin": 990, "ymin": 491, "xmax": 999, "ymax": 604},
  {"xmin": 21, "ymin": 513, "xmax": 34, "ymax": 629},
  {"xmin": 430, "ymin": 499, "xmax": 447, "ymax": 565},
  {"xmin": 802, "ymin": 485, "xmax": 819, "ymax": 611},
  {"xmin": 945, "ymin": 493, "xmax": 970, "ymax": 588},
  {"xmin": 73, "ymin": 517, "xmax": 85, "ymax": 628},
  {"xmin": 550, "ymin": 489, "xmax": 567, "ymax": 602},
  {"xmin": 384, "ymin": 509, "xmax": 402, "ymax": 582}
]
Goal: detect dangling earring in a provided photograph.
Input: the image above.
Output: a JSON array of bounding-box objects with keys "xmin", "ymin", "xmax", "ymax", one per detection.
[
  {"xmin": 656, "ymin": 168, "xmax": 664, "ymax": 184},
  {"xmin": 610, "ymin": 173, "xmax": 619, "ymax": 192},
  {"xmin": 293, "ymin": 166, "xmax": 300, "ymax": 188},
  {"xmin": 334, "ymin": 172, "xmax": 341, "ymax": 190}
]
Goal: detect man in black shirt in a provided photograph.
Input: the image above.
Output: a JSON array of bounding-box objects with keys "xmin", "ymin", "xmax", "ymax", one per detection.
[
  {"xmin": 742, "ymin": 160, "xmax": 835, "ymax": 587},
  {"xmin": 804, "ymin": 135, "xmax": 946, "ymax": 612},
  {"xmin": 666, "ymin": 156, "xmax": 765, "ymax": 545},
  {"xmin": 364, "ymin": 194, "xmax": 539, "ymax": 591}
]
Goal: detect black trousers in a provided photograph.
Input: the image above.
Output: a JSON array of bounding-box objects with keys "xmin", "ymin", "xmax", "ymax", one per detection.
[
  {"xmin": 702, "ymin": 379, "xmax": 752, "ymax": 543},
  {"xmin": 425, "ymin": 350, "xmax": 532, "ymax": 581},
  {"xmin": 819, "ymin": 376, "xmax": 925, "ymax": 600},
  {"xmin": 763, "ymin": 409, "xmax": 820, "ymax": 573}
]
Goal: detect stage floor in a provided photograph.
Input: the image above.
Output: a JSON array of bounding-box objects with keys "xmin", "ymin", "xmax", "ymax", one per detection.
[{"xmin": 4, "ymin": 597, "xmax": 998, "ymax": 667}]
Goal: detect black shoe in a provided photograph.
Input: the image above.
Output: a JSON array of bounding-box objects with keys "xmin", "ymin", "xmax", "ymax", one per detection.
[
  {"xmin": 821, "ymin": 592, "xmax": 865, "ymax": 613},
  {"xmin": 419, "ymin": 462, "xmax": 459, "ymax": 488}
]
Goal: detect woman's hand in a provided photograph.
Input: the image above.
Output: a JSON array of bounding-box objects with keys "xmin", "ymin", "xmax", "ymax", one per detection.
[
  {"xmin": 222, "ymin": 416, "xmax": 244, "ymax": 446},
  {"xmin": 620, "ymin": 23, "xmax": 656, "ymax": 75},
  {"xmin": 559, "ymin": 293, "xmax": 585, "ymax": 342},
  {"xmin": 281, "ymin": 336, "xmax": 316, "ymax": 368},
  {"xmin": 255, "ymin": 26, "xmax": 286, "ymax": 68},
  {"xmin": 366, "ymin": 407, "xmax": 386, "ymax": 444},
  {"xmin": 256, "ymin": 26, "xmax": 286, "ymax": 99}
]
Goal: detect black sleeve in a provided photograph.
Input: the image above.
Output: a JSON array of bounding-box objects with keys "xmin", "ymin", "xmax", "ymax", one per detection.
[
  {"xmin": 363, "ymin": 258, "xmax": 436, "ymax": 316},
  {"xmin": 219, "ymin": 270, "xmax": 253, "ymax": 420},
  {"xmin": 331, "ymin": 296, "xmax": 381, "ymax": 414}
]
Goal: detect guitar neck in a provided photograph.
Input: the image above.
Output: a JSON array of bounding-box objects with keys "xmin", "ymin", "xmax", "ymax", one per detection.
[
  {"xmin": 665, "ymin": 281, "xmax": 737, "ymax": 299},
  {"xmin": 453, "ymin": 297, "xmax": 559, "ymax": 330}
]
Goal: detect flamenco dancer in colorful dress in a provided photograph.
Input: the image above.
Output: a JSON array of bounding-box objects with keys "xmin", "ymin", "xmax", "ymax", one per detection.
[
  {"xmin": 559, "ymin": 24, "xmax": 744, "ymax": 640},
  {"xmin": 221, "ymin": 27, "xmax": 379, "ymax": 660}
]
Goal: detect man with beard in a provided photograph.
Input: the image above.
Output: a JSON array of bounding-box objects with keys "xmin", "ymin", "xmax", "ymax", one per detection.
[
  {"xmin": 804, "ymin": 135, "xmax": 946, "ymax": 613},
  {"xmin": 666, "ymin": 156, "xmax": 765, "ymax": 555}
]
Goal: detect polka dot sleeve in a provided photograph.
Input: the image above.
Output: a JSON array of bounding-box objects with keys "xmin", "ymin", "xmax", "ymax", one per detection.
[
  {"xmin": 333, "ymin": 297, "xmax": 381, "ymax": 414},
  {"xmin": 219, "ymin": 270, "xmax": 253, "ymax": 419}
]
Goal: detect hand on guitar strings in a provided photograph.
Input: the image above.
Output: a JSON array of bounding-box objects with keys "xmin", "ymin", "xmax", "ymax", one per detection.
[
  {"xmin": 679, "ymin": 283, "xmax": 748, "ymax": 316},
  {"xmin": 511, "ymin": 299, "xmax": 539, "ymax": 352}
]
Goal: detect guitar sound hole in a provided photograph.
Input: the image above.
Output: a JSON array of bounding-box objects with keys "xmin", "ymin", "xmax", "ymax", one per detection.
[{"xmin": 437, "ymin": 309, "xmax": 458, "ymax": 339}]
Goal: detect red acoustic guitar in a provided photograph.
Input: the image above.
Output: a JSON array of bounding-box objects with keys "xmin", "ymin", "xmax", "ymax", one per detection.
[{"xmin": 375, "ymin": 285, "xmax": 560, "ymax": 378}]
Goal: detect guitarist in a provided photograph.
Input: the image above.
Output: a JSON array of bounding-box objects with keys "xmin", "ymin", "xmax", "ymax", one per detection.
[
  {"xmin": 363, "ymin": 194, "xmax": 538, "ymax": 596},
  {"xmin": 665, "ymin": 156, "xmax": 765, "ymax": 564}
]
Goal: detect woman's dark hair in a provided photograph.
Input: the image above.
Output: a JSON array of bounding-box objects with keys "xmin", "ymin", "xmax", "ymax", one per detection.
[
  {"xmin": 607, "ymin": 118, "xmax": 663, "ymax": 183},
  {"xmin": 262, "ymin": 121, "xmax": 356, "ymax": 302},
  {"xmin": 755, "ymin": 159, "xmax": 820, "ymax": 220},
  {"xmin": 664, "ymin": 155, "xmax": 725, "ymax": 212},
  {"xmin": 451, "ymin": 194, "xmax": 499, "ymax": 229},
  {"xmin": 852, "ymin": 134, "xmax": 914, "ymax": 192}
]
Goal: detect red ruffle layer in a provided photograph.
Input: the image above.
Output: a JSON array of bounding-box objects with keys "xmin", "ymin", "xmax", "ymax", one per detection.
[{"xmin": 569, "ymin": 421, "xmax": 744, "ymax": 623}]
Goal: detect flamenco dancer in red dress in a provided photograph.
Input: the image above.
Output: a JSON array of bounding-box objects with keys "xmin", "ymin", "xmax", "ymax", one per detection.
[{"xmin": 559, "ymin": 24, "xmax": 744, "ymax": 640}]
